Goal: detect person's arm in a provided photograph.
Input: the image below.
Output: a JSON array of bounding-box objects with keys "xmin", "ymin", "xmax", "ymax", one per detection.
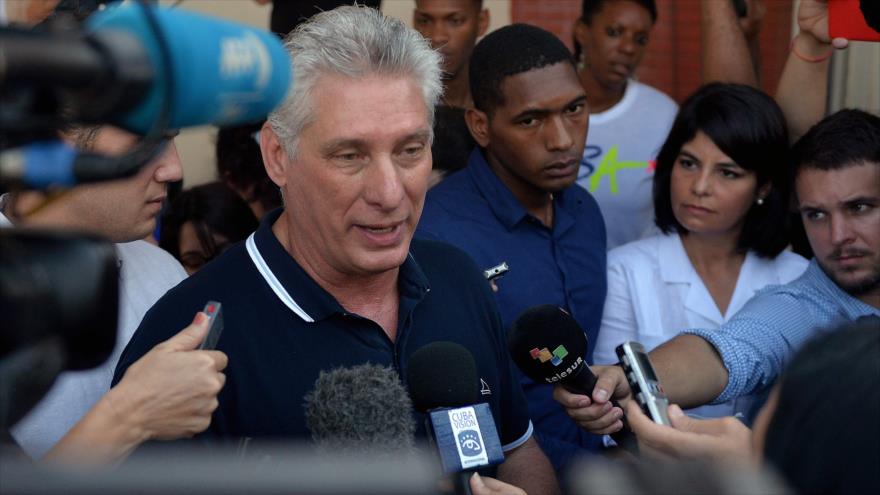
[
  {"xmin": 44, "ymin": 313, "xmax": 228, "ymax": 465},
  {"xmin": 552, "ymin": 333, "xmax": 727, "ymax": 435},
  {"xmin": 496, "ymin": 436, "xmax": 559, "ymax": 495},
  {"xmin": 648, "ymin": 334, "xmax": 729, "ymax": 408},
  {"xmin": 776, "ymin": 0, "xmax": 848, "ymax": 142},
  {"xmin": 700, "ymin": 0, "xmax": 759, "ymax": 86}
]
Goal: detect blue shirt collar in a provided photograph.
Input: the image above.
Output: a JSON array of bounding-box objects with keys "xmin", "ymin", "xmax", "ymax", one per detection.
[
  {"xmin": 464, "ymin": 148, "xmax": 582, "ymax": 235},
  {"xmin": 249, "ymin": 208, "xmax": 430, "ymax": 322}
]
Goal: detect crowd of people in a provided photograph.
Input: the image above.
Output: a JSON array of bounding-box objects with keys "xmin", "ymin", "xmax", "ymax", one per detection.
[{"xmin": 1, "ymin": 1, "xmax": 878, "ymax": 494}]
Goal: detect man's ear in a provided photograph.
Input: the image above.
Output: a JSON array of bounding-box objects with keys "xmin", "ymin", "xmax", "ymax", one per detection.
[
  {"xmin": 260, "ymin": 122, "xmax": 289, "ymax": 188},
  {"xmin": 465, "ymin": 107, "xmax": 491, "ymax": 148},
  {"xmin": 477, "ymin": 8, "xmax": 490, "ymax": 37}
]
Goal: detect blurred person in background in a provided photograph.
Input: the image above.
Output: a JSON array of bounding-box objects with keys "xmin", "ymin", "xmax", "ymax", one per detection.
[
  {"xmin": 216, "ymin": 122, "xmax": 282, "ymax": 219},
  {"xmin": 572, "ymin": 0, "xmax": 677, "ymax": 249},
  {"xmin": 160, "ymin": 181, "xmax": 258, "ymax": 275},
  {"xmin": 413, "ymin": 0, "xmax": 488, "ymax": 108}
]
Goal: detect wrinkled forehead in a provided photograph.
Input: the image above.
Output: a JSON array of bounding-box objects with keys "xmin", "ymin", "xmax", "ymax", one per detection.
[{"xmin": 306, "ymin": 74, "xmax": 432, "ymax": 144}]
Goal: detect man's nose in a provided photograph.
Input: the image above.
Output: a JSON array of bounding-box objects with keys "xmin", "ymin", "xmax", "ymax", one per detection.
[
  {"xmin": 545, "ymin": 116, "xmax": 574, "ymax": 152},
  {"xmin": 363, "ymin": 155, "xmax": 405, "ymax": 210},
  {"xmin": 154, "ymin": 140, "xmax": 184, "ymax": 183},
  {"xmin": 430, "ymin": 24, "xmax": 450, "ymax": 47},
  {"xmin": 829, "ymin": 215, "xmax": 855, "ymax": 246}
]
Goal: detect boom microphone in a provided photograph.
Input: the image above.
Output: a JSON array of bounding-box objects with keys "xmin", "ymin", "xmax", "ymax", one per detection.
[
  {"xmin": 507, "ymin": 305, "xmax": 637, "ymax": 451},
  {"xmin": 1, "ymin": 3, "xmax": 291, "ymax": 134},
  {"xmin": 304, "ymin": 363, "xmax": 416, "ymax": 455},
  {"xmin": 407, "ymin": 342, "xmax": 504, "ymax": 495},
  {"xmin": 0, "ymin": 3, "xmax": 291, "ymax": 187}
]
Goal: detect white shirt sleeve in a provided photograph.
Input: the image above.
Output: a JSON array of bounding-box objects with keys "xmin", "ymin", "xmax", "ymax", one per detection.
[{"xmin": 593, "ymin": 253, "xmax": 638, "ymax": 365}]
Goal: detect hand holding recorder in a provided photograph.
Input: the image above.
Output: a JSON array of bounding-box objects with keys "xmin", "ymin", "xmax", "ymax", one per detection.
[{"xmin": 45, "ymin": 310, "xmax": 228, "ymax": 465}]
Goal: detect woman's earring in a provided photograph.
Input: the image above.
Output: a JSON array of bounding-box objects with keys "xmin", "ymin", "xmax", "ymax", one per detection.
[
  {"xmin": 756, "ymin": 197, "xmax": 765, "ymax": 206},
  {"xmin": 577, "ymin": 53, "xmax": 587, "ymax": 71}
]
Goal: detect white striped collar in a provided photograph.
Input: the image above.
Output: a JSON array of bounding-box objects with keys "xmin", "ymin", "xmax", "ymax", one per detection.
[{"xmin": 245, "ymin": 233, "xmax": 314, "ymax": 323}]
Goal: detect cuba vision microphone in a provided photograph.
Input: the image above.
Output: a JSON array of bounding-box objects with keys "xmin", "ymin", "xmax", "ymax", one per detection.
[{"xmin": 407, "ymin": 342, "xmax": 504, "ymax": 495}]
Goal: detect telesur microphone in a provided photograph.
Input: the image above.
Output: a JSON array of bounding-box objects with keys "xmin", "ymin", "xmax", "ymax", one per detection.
[
  {"xmin": 406, "ymin": 342, "xmax": 504, "ymax": 494},
  {"xmin": 304, "ymin": 363, "xmax": 416, "ymax": 455},
  {"xmin": 507, "ymin": 305, "xmax": 637, "ymax": 451}
]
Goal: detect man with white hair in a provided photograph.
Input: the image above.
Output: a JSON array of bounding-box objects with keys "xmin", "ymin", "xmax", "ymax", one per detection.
[{"xmin": 114, "ymin": 6, "xmax": 557, "ymax": 493}]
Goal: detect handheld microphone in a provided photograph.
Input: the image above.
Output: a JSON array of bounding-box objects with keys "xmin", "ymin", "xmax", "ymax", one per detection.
[
  {"xmin": 507, "ymin": 305, "xmax": 637, "ymax": 451},
  {"xmin": 304, "ymin": 363, "xmax": 416, "ymax": 455},
  {"xmin": 406, "ymin": 342, "xmax": 504, "ymax": 495}
]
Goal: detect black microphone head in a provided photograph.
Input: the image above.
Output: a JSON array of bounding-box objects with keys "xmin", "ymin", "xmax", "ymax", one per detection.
[
  {"xmin": 507, "ymin": 305, "xmax": 588, "ymax": 385},
  {"xmin": 406, "ymin": 341, "xmax": 478, "ymax": 412},
  {"xmin": 304, "ymin": 363, "xmax": 416, "ymax": 453}
]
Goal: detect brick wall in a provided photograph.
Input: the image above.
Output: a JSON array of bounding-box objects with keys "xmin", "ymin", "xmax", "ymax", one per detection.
[{"xmin": 510, "ymin": 0, "xmax": 794, "ymax": 103}]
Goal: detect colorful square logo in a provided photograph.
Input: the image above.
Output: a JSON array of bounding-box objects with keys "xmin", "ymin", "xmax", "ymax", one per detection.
[{"xmin": 530, "ymin": 345, "xmax": 569, "ymax": 367}]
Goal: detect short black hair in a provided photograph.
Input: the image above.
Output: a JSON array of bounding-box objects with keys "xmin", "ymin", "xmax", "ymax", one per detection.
[
  {"xmin": 653, "ymin": 83, "xmax": 791, "ymax": 258},
  {"xmin": 573, "ymin": 0, "xmax": 658, "ymax": 62},
  {"xmin": 159, "ymin": 181, "xmax": 258, "ymax": 268},
  {"xmin": 469, "ymin": 23, "xmax": 575, "ymax": 115},
  {"xmin": 215, "ymin": 122, "xmax": 282, "ymax": 213},
  {"xmin": 790, "ymin": 109, "xmax": 880, "ymax": 180},
  {"xmin": 764, "ymin": 319, "xmax": 880, "ymax": 494}
]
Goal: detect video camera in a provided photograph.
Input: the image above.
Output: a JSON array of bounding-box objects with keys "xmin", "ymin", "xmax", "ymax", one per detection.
[{"xmin": 0, "ymin": 0, "xmax": 290, "ymax": 436}]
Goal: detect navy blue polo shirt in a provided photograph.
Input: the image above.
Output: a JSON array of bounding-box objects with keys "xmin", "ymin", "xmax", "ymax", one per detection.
[
  {"xmin": 113, "ymin": 209, "xmax": 533, "ymax": 452},
  {"xmin": 417, "ymin": 148, "xmax": 607, "ymax": 470}
]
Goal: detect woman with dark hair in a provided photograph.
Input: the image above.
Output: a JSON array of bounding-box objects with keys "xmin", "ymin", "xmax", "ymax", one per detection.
[
  {"xmin": 573, "ymin": 0, "xmax": 678, "ymax": 249},
  {"xmin": 160, "ymin": 182, "xmax": 258, "ymax": 275},
  {"xmin": 593, "ymin": 83, "xmax": 808, "ymax": 420}
]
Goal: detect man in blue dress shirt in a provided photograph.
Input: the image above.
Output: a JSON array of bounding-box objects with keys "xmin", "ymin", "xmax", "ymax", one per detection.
[
  {"xmin": 554, "ymin": 109, "xmax": 880, "ymax": 437},
  {"xmin": 417, "ymin": 24, "xmax": 606, "ymax": 472}
]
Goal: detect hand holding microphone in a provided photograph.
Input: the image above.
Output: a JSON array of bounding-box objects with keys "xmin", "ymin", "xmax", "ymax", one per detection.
[{"xmin": 507, "ymin": 305, "xmax": 636, "ymax": 448}]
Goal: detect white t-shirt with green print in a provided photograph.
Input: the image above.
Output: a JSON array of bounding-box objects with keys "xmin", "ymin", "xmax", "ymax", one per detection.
[{"xmin": 577, "ymin": 80, "xmax": 678, "ymax": 250}]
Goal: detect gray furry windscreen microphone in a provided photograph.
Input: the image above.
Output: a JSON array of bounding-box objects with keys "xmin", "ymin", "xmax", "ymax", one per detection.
[{"xmin": 304, "ymin": 363, "xmax": 417, "ymax": 454}]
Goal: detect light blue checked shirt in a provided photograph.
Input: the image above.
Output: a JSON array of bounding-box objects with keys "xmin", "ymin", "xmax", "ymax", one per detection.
[{"xmin": 684, "ymin": 259, "xmax": 880, "ymax": 403}]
